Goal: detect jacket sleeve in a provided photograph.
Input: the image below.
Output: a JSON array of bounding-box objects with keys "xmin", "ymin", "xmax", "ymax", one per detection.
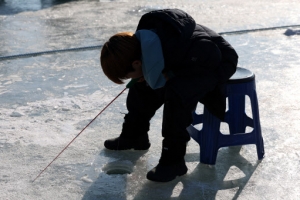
[
  {"xmin": 211, "ymin": 35, "xmax": 238, "ymax": 81},
  {"xmin": 191, "ymin": 24, "xmax": 238, "ymax": 81},
  {"xmin": 193, "ymin": 39, "xmax": 222, "ymax": 71}
]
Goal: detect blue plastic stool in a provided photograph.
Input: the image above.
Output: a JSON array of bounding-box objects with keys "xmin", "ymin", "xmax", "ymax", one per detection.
[{"xmin": 187, "ymin": 67, "xmax": 265, "ymax": 165}]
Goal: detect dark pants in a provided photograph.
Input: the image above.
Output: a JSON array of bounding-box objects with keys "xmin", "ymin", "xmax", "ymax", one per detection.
[{"xmin": 120, "ymin": 81, "xmax": 198, "ymax": 165}]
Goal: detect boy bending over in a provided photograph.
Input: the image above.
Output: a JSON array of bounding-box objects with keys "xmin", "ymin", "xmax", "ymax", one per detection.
[{"xmin": 100, "ymin": 9, "xmax": 238, "ymax": 182}]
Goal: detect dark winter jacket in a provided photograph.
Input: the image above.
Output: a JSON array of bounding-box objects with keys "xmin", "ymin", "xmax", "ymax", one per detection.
[{"xmin": 136, "ymin": 9, "xmax": 238, "ymax": 120}]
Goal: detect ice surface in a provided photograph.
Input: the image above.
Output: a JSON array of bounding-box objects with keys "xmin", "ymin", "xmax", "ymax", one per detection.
[{"xmin": 1, "ymin": 0, "xmax": 300, "ymax": 199}]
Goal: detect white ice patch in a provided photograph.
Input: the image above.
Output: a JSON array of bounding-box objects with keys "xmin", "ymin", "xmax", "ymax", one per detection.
[
  {"xmin": 81, "ymin": 175, "xmax": 93, "ymax": 183},
  {"xmin": 0, "ymin": 89, "xmax": 114, "ymax": 146},
  {"xmin": 0, "ymin": 87, "xmax": 10, "ymax": 95},
  {"xmin": 63, "ymin": 84, "xmax": 88, "ymax": 90}
]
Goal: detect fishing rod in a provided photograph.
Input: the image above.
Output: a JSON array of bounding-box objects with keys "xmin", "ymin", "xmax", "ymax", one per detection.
[{"xmin": 32, "ymin": 78, "xmax": 139, "ymax": 182}]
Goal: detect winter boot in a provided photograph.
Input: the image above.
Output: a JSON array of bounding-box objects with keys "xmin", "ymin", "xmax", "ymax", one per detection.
[
  {"xmin": 104, "ymin": 135, "xmax": 151, "ymax": 150},
  {"xmin": 146, "ymin": 140, "xmax": 188, "ymax": 182},
  {"xmin": 146, "ymin": 160, "xmax": 187, "ymax": 182}
]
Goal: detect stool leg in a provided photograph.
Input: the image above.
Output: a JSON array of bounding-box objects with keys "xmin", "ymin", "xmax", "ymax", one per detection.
[
  {"xmin": 199, "ymin": 107, "xmax": 221, "ymax": 165},
  {"xmin": 227, "ymin": 93, "xmax": 248, "ymax": 134},
  {"xmin": 250, "ymin": 90, "xmax": 265, "ymax": 160}
]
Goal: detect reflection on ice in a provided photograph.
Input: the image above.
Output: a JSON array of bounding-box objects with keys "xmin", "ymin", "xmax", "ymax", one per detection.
[
  {"xmin": 128, "ymin": 5, "xmax": 168, "ymax": 15},
  {"xmin": 0, "ymin": 0, "xmax": 76, "ymax": 15}
]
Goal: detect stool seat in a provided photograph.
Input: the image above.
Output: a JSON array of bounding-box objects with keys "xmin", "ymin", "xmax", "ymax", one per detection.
[
  {"xmin": 228, "ymin": 67, "xmax": 254, "ymax": 83},
  {"xmin": 187, "ymin": 67, "xmax": 265, "ymax": 165}
]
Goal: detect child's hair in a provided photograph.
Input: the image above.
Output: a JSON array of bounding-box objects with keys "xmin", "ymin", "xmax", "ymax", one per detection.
[{"xmin": 100, "ymin": 32, "xmax": 141, "ymax": 84}]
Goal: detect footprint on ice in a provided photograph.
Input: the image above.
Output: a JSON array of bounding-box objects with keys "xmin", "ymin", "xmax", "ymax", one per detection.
[
  {"xmin": 45, "ymin": 118, "xmax": 54, "ymax": 123},
  {"xmin": 10, "ymin": 112, "xmax": 23, "ymax": 117}
]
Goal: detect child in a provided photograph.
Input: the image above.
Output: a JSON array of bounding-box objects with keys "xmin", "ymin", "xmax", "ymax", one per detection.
[{"xmin": 100, "ymin": 9, "xmax": 238, "ymax": 182}]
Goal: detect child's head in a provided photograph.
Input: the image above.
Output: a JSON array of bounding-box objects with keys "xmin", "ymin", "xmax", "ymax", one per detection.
[{"xmin": 100, "ymin": 32, "xmax": 141, "ymax": 84}]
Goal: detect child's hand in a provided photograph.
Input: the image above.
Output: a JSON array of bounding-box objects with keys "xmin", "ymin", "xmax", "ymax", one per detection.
[
  {"xmin": 137, "ymin": 76, "xmax": 145, "ymax": 82},
  {"xmin": 163, "ymin": 73, "xmax": 169, "ymax": 81}
]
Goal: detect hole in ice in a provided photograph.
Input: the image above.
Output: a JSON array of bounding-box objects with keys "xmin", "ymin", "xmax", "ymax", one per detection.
[
  {"xmin": 102, "ymin": 160, "xmax": 133, "ymax": 175},
  {"xmin": 106, "ymin": 168, "xmax": 131, "ymax": 175}
]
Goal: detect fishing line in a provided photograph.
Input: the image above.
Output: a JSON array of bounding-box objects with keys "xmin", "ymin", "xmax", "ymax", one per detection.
[
  {"xmin": 32, "ymin": 87, "xmax": 128, "ymax": 182},
  {"xmin": 32, "ymin": 78, "xmax": 139, "ymax": 182}
]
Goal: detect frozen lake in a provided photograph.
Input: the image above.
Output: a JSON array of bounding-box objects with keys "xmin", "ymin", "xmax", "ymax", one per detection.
[{"xmin": 0, "ymin": 0, "xmax": 300, "ymax": 199}]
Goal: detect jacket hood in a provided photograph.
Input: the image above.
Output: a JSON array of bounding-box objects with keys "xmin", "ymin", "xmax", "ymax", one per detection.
[{"xmin": 135, "ymin": 30, "xmax": 166, "ymax": 89}]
